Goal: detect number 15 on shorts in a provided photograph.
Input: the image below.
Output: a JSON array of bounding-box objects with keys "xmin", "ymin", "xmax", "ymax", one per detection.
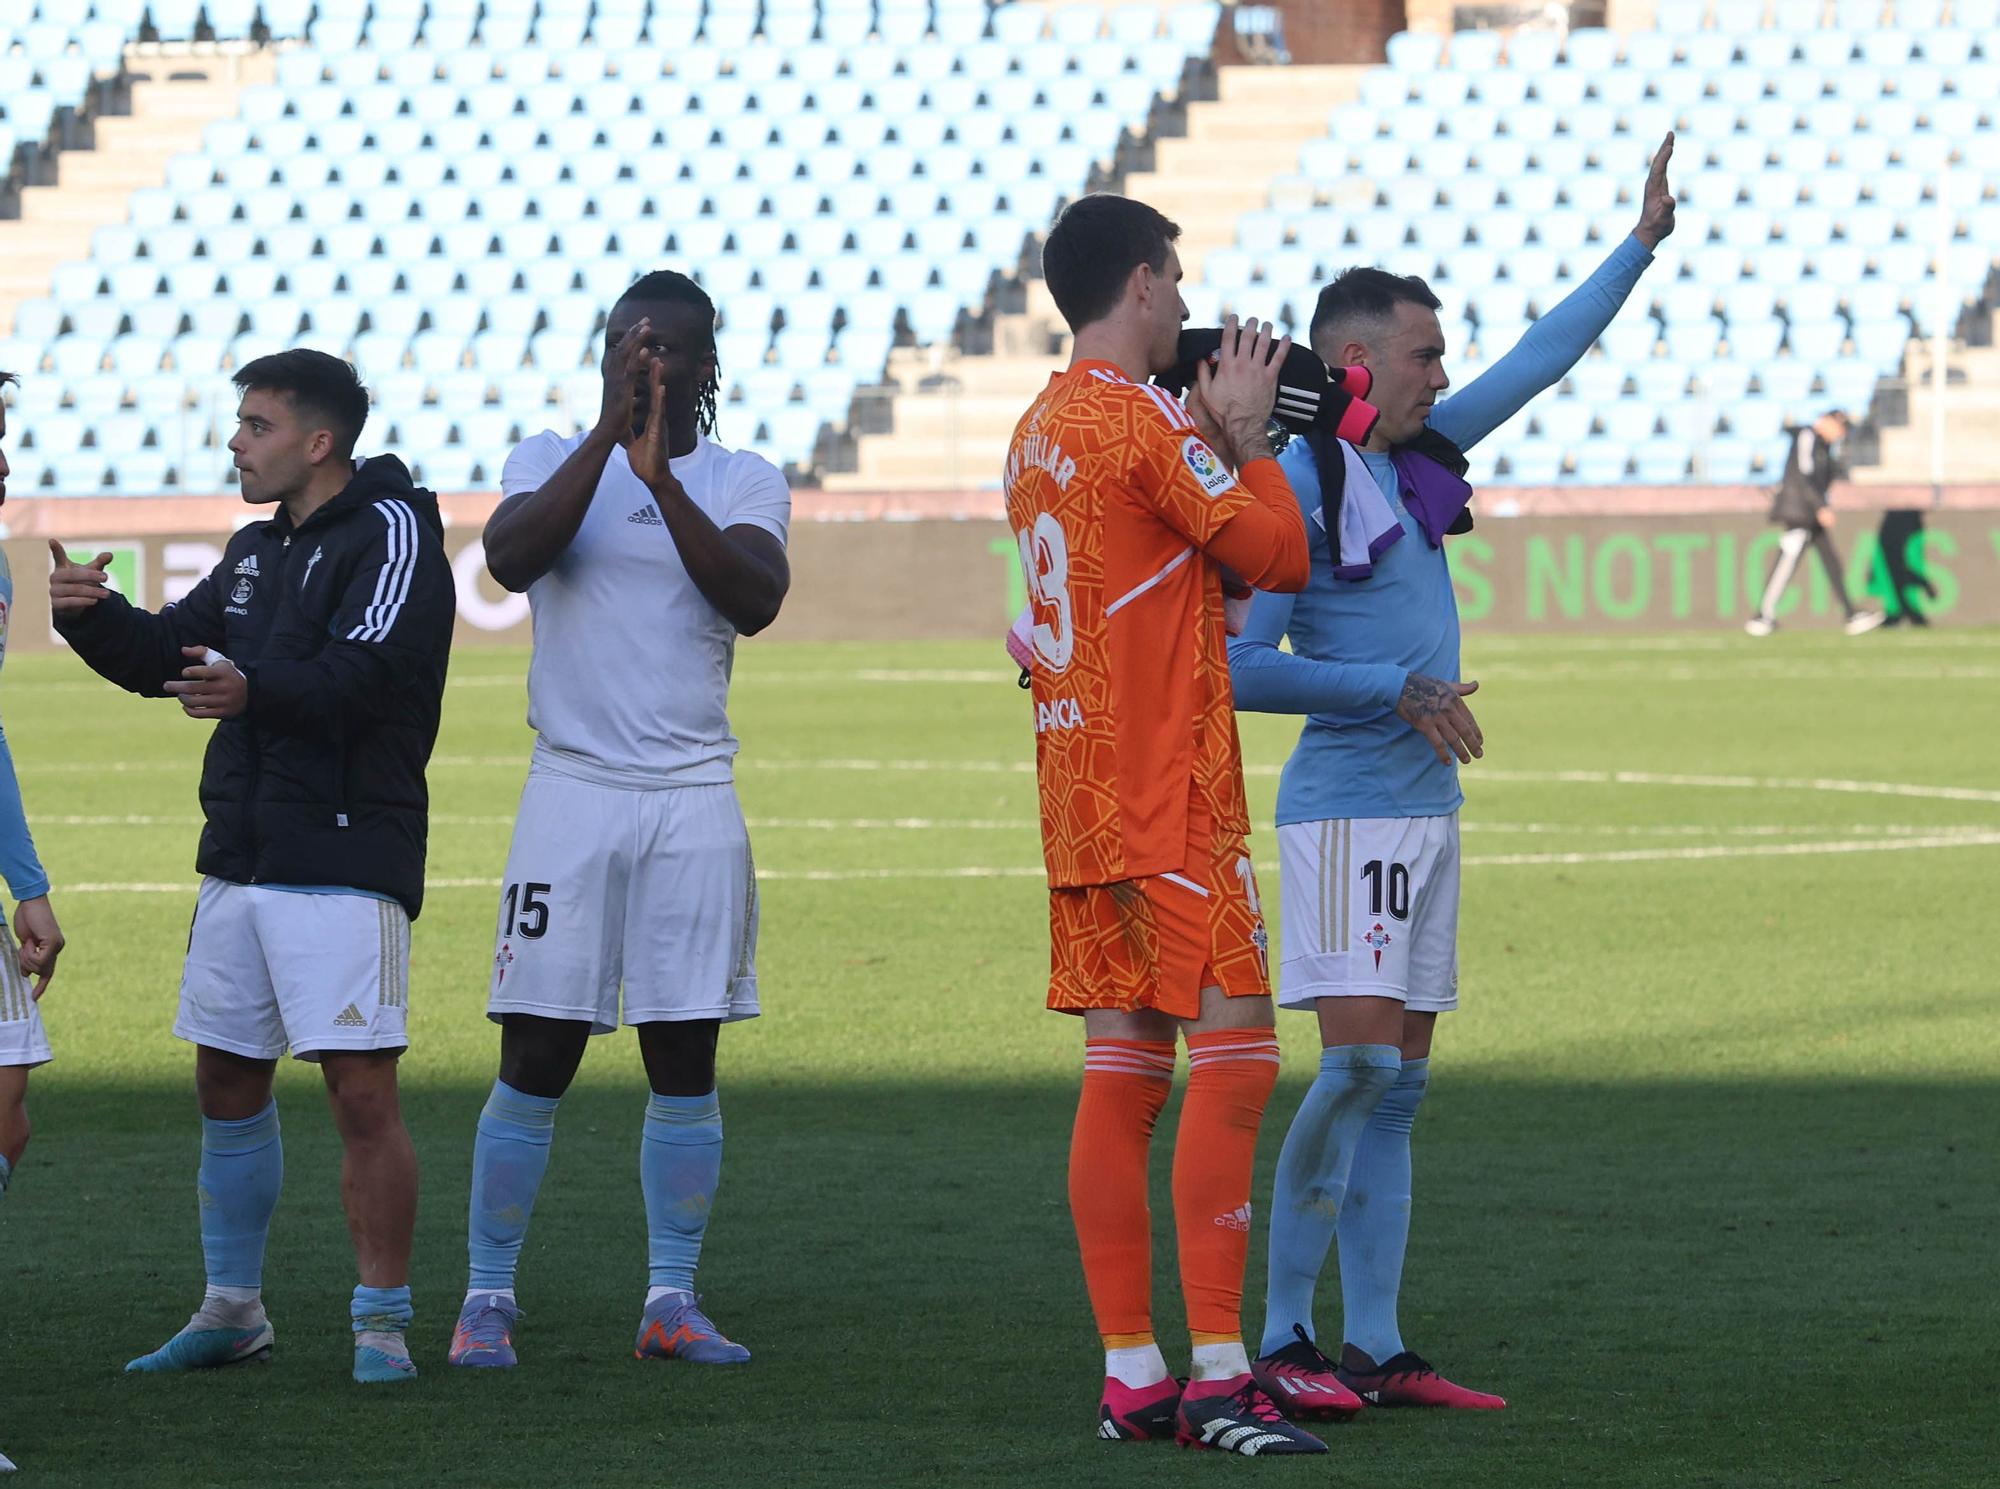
[{"xmin": 493, "ymin": 881, "xmax": 550, "ymax": 990}]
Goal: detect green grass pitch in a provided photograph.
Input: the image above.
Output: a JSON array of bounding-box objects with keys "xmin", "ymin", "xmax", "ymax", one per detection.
[{"xmin": 1, "ymin": 628, "xmax": 1996, "ymax": 1486}]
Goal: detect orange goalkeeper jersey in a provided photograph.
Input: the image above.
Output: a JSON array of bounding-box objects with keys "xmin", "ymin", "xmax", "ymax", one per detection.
[{"xmin": 1005, "ymin": 359, "xmax": 1310, "ymax": 889}]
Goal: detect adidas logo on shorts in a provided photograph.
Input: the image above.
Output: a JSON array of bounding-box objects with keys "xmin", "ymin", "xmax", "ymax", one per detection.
[
  {"xmin": 627, "ymin": 505, "xmax": 665, "ymax": 526},
  {"xmin": 333, "ymin": 1003, "xmax": 369, "ymax": 1029}
]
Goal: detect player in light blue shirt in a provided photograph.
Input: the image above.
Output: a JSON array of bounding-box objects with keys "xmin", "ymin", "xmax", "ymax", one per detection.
[
  {"xmin": 1235, "ymin": 141, "xmax": 1678, "ymax": 1414},
  {"xmin": 0, "ymin": 371, "xmax": 69, "ymax": 1475}
]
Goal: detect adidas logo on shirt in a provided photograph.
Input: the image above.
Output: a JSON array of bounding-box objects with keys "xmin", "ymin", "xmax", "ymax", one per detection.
[
  {"xmin": 234, "ymin": 555, "xmax": 260, "ymax": 576},
  {"xmin": 333, "ymin": 1003, "xmax": 369, "ymax": 1029},
  {"xmin": 627, "ymin": 505, "xmax": 665, "ymax": 526}
]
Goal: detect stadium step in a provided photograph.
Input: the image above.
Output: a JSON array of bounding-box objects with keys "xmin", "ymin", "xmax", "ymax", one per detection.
[
  {"xmin": 0, "ymin": 45, "xmax": 268, "ymax": 332},
  {"xmin": 1863, "ymin": 333, "xmax": 2000, "ymax": 486},
  {"xmin": 832, "ymin": 64, "xmax": 1362, "ymax": 495},
  {"xmin": 1124, "ymin": 65, "xmax": 1362, "ymax": 279}
]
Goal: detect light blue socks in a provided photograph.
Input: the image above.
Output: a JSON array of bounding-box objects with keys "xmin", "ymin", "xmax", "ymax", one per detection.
[
  {"xmin": 1259, "ymin": 1045, "xmax": 1401, "ymax": 1356},
  {"xmin": 466, "ymin": 1079, "xmax": 560, "ymax": 1294},
  {"xmin": 199, "ymin": 1101, "xmax": 283, "ymax": 1289},
  {"xmin": 641, "ymin": 1091, "xmax": 722, "ymax": 1293},
  {"xmin": 352, "ymin": 1284, "xmax": 413, "ymax": 1335},
  {"xmin": 0, "ymin": 1151, "xmax": 11, "ymax": 1201},
  {"xmin": 1338, "ymin": 1057, "xmax": 1430, "ymax": 1362}
]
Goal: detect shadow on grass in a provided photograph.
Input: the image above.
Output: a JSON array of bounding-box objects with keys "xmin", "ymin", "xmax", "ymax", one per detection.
[{"xmin": 4, "ymin": 1073, "xmax": 1995, "ymax": 1488}]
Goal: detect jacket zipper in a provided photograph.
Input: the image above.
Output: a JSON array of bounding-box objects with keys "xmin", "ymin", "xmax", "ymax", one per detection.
[{"xmin": 241, "ymin": 529, "xmax": 291, "ymax": 885}]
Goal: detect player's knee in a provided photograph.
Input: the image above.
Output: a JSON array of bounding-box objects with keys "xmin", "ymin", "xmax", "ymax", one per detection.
[
  {"xmin": 193, "ymin": 1046, "xmax": 277, "ymax": 1120},
  {"xmin": 321, "ymin": 1052, "xmax": 406, "ymax": 1139},
  {"xmin": 637, "ymin": 1020, "xmax": 719, "ymax": 1097},
  {"xmin": 0, "ymin": 1098, "xmax": 29, "ymax": 1167},
  {"xmin": 497, "ymin": 1016, "xmax": 590, "ymax": 1098}
]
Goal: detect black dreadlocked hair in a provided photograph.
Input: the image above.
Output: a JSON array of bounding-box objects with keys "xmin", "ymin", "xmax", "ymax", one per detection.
[{"xmin": 615, "ymin": 270, "xmax": 720, "ymax": 437}]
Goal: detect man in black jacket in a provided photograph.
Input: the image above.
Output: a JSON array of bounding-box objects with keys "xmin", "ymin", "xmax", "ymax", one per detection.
[
  {"xmin": 49, "ymin": 350, "xmax": 453, "ymax": 1386},
  {"xmin": 1744, "ymin": 410, "xmax": 1885, "ymax": 637}
]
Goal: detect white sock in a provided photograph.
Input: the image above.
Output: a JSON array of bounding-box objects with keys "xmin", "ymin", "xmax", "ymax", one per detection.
[
  {"xmin": 1104, "ymin": 1342, "xmax": 1170, "ymax": 1390},
  {"xmin": 645, "ymin": 1286, "xmax": 691, "ymax": 1308},
  {"xmin": 198, "ymin": 1285, "xmax": 262, "ymax": 1321},
  {"xmin": 463, "ymin": 1287, "xmax": 515, "ymax": 1308},
  {"xmin": 356, "ymin": 1329, "xmax": 409, "ymax": 1359},
  {"xmin": 1190, "ymin": 1340, "xmax": 1251, "ymax": 1382}
]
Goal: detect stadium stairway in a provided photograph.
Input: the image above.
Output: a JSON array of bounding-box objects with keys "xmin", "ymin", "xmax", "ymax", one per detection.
[
  {"xmin": 1862, "ymin": 309, "xmax": 2000, "ymax": 486},
  {"xmin": 825, "ymin": 62, "xmax": 1360, "ymax": 495},
  {"xmin": 0, "ymin": 45, "xmax": 269, "ymax": 332}
]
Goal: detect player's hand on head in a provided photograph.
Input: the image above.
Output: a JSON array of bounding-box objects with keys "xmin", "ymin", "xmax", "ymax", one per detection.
[
  {"xmin": 47, "ymin": 539, "xmax": 116, "ymax": 616},
  {"xmin": 12, "ymin": 895, "xmax": 63, "ymax": 1000},
  {"xmin": 598, "ymin": 318, "xmax": 655, "ymax": 438},
  {"xmin": 1196, "ymin": 315, "xmax": 1293, "ymax": 468},
  {"xmin": 163, "ymin": 644, "xmax": 248, "ymax": 721},
  {"xmin": 1635, "ymin": 132, "xmax": 1676, "ymax": 248},
  {"xmin": 1395, "ymin": 673, "xmax": 1483, "ymax": 766}
]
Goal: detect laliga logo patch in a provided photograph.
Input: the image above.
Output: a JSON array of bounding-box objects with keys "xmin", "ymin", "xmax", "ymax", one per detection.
[
  {"xmin": 1363, "ymin": 922, "xmax": 1393, "ymax": 969},
  {"xmin": 1180, "ymin": 435, "xmax": 1236, "ymax": 497}
]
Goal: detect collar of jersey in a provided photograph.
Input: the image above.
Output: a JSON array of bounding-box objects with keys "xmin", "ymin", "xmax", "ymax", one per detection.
[{"xmin": 1067, "ymin": 358, "xmax": 1129, "ymax": 383}]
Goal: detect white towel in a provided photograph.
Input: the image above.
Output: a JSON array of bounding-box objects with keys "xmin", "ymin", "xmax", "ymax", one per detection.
[{"xmin": 1312, "ymin": 438, "xmax": 1405, "ymax": 581}]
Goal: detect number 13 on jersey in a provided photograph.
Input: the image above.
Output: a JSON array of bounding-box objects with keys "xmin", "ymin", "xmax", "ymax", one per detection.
[{"xmin": 1017, "ymin": 513, "xmax": 1074, "ymax": 672}]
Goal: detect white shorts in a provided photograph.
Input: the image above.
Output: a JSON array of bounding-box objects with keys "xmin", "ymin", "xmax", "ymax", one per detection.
[
  {"xmin": 485, "ymin": 771, "xmax": 760, "ymax": 1034},
  {"xmin": 177, "ymin": 878, "xmax": 411, "ymax": 1061},
  {"xmin": 1275, "ymin": 814, "xmax": 1460, "ymax": 1013},
  {"xmin": 0, "ymin": 920, "xmax": 52, "ymax": 1068}
]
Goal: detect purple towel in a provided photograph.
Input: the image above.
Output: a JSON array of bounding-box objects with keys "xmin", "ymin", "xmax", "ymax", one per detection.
[{"xmin": 1390, "ymin": 448, "xmax": 1473, "ymax": 548}]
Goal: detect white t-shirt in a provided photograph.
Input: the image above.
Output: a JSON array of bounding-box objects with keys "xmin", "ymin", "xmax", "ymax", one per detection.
[{"xmin": 500, "ymin": 429, "xmax": 791, "ymax": 786}]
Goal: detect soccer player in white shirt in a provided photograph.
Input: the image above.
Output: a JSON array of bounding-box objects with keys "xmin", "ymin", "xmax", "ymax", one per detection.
[{"xmin": 449, "ymin": 272, "xmax": 790, "ymax": 1369}]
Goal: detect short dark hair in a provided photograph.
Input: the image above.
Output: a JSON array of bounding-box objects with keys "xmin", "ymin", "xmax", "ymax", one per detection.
[
  {"xmin": 0, "ymin": 370, "xmax": 16, "ymax": 389},
  {"xmin": 614, "ymin": 269, "xmax": 720, "ymax": 436},
  {"xmin": 1309, "ymin": 268, "xmax": 1444, "ymax": 344},
  {"xmin": 1041, "ymin": 194, "xmax": 1181, "ymax": 333},
  {"xmin": 232, "ymin": 348, "xmax": 369, "ymax": 456}
]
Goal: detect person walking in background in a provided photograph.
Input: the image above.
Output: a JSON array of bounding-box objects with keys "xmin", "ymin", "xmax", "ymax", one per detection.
[{"xmin": 1744, "ymin": 410, "xmax": 1885, "ymax": 637}]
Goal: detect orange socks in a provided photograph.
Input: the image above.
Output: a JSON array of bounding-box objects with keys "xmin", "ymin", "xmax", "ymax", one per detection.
[
  {"xmin": 1069, "ymin": 1039, "xmax": 1176, "ymax": 1346},
  {"xmin": 1173, "ymin": 1029, "xmax": 1281, "ymax": 1345}
]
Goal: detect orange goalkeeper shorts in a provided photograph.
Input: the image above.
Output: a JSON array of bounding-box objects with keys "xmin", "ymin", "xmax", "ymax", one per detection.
[{"xmin": 1045, "ymin": 831, "xmax": 1272, "ymax": 1019}]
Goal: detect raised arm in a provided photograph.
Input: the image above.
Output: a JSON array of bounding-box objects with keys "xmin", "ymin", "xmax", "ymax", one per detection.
[
  {"xmin": 483, "ymin": 322, "xmax": 654, "ymax": 593},
  {"xmin": 50, "ymin": 540, "xmax": 227, "ymax": 696},
  {"xmin": 1431, "ymin": 133, "xmax": 1677, "ymax": 453},
  {"xmin": 1148, "ymin": 317, "xmax": 1311, "ymax": 593}
]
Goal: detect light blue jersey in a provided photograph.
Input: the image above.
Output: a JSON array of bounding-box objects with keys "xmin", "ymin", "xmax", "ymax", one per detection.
[
  {"xmin": 1229, "ymin": 234, "xmax": 1656, "ymax": 825},
  {"xmin": 0, "ymin": 547, "xmax": 50, "ymax": 903}
]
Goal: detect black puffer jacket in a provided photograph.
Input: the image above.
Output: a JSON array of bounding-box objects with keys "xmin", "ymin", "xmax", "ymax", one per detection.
[{"xmin": 56, "ymin": 457, "xmax": 454, "ymax": 918}]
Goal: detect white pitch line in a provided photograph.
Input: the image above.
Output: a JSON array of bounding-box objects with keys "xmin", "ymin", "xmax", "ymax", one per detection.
[
  {"xmin": 744, "ymin": 756, "xmax": 1041, "ymax": 774},
  {"xmin": 738, "ymin": 668, "xmax": 1017, "ymax": 685},
  {"xmin": 1478, "ymin": 769, "xmax": 2000, "ymax": 806},
  {"xmin": 30, "ymin": 813, "xmax": 1993, "ymax": 842},
  {"xmin": 1472, "ymin": 663, "xmax": 2000, "ymax": 683},
  {"xmin": 30, "ymin": 758, "xmax": 2000, "ymax": 810},
  {"xmin": 51, "ymin": 828, "xmax": 2000, "ymax": 896},
  {"xmin": 1461, "ymin": 831, "xmax": 2000, "ymax": 867}
]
